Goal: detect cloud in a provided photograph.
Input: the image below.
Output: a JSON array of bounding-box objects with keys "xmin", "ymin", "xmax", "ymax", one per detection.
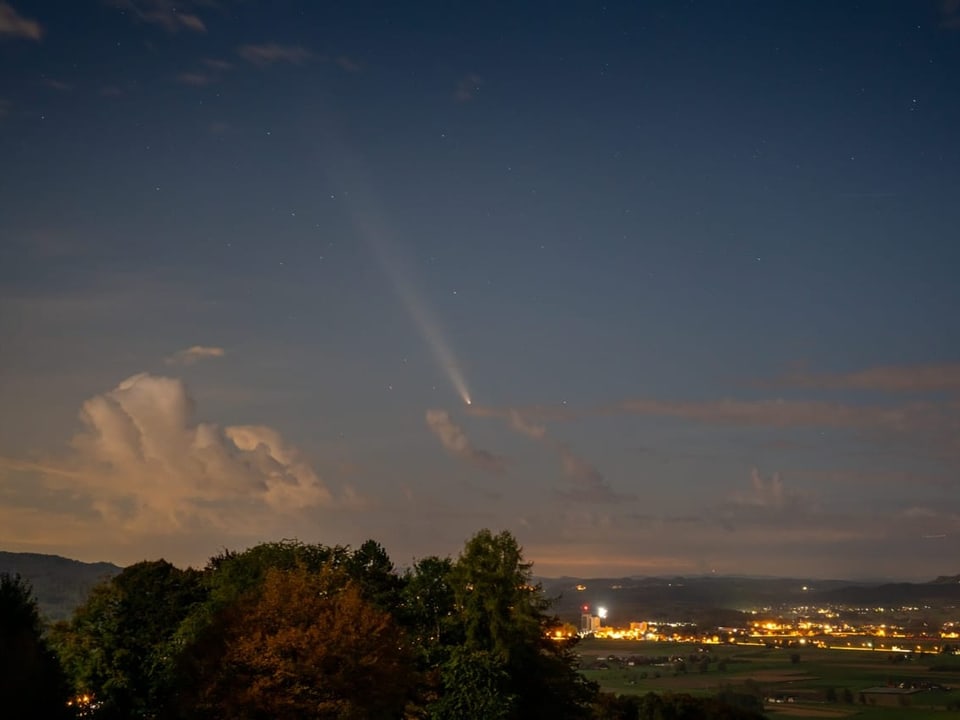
[
  {"xmin": 335, "ymin": 55, "xmax": 361, "ymax": 73},
  {"xmin": 238, "ymin": 43, "xmax": 313, "ymax": 66},
  {"xmin": 556, "ymin": 443, "xmax": 634, "ymax": 504},
  {"xmin": 454, "ymin": 73, "xmax": 483, "ymax": 102},
  {"xmin": 508, "ymin": 409, "xmax": 546, "ymax": 439},
  {"xmin": 617, "ymin": 397, "xmax": 937, "ymax": 431},
  {"xmin": 177, "ymin": 72, "xmax": 217, "ymax": 86},
  {"xmin": 43, "ymin": 79, "xmax": 71, "ymax": 92},
  {"xmin": 106, "ymin": 0, "xmax": 206, "ymax": 33},
  {"xmin": 942, "ymin": 0, "xmax": 960, "ymax": 29},
  {"xmin": 501, "ymin": 409, "xmax": 630, "ymax": 503},
  {"xmin": 0, "ymin": 2, "xmax": 42, "ymax": 40},
  {"xmin": 10, "ymin": 373, "xmax": 338, "ymax": 537},
  {"xmin": 425, "ymin": 409, "xmax": 505, "ymax": 473},
  {"xmin": 734, "ymin": 467, "xmax": 794, "ymax": 510},
  {"xmin": 780, "ymin": 363, "xmax": 960, "ymax": 394},
  {"xmin": 165, "ymin": 345, "xmax": 225, "ymax": 365},
  {"xmin": 177, "ymin": 58, "xmax": 233, "ymax": 86}
]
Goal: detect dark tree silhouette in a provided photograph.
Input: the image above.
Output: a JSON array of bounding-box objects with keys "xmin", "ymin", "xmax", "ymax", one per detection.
[{"xmin": 0, "ymin": 573, "xmax": 72, "ymax": 719}]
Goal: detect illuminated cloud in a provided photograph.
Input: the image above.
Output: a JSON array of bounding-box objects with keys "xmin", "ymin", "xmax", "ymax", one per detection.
[
  {"xmin": 0, "ymin": 373, "xmax": 347, "ymax": 552},
  {"xmin": 780, "ymin": 362, "xmax": 960, "ymax": 393},
  {"xmin": 0, "ymin": 2, "xmax": 42, "ymax": 40},
  {"xmin": 238, "ymin": 43, "xmax": 312, "ymax": 66},
  {"xmin": 165, "ymin": 344, "xmax": 225, "ymax": 365},
  {"xmin": 425, "ymin": 409, "xmax": 504, "ymax": 474},
  {"xmin": 106, "ymin": 0, "xmax": 206, "ymax": 33}
]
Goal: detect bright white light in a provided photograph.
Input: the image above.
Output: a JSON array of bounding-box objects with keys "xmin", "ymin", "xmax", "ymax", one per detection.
[{"xmin": 598, "ymin": 606, "xmax": 608, "ymax": 620}]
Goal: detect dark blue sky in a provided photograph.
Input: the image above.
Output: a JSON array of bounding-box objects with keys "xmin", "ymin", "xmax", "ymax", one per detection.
[{"xmin": 2, "ymin": 0, "xmax": 959, "ymax": 578}]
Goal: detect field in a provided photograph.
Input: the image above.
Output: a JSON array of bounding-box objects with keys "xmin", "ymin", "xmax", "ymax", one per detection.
[{"xmin": 576, "ymin": 639, "xmax": 960, "ymax": 718}]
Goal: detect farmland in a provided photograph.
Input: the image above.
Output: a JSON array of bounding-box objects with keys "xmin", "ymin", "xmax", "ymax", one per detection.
[{"xmin": 578, "ymin": 638, "xmax": 960, "ymax": 718}]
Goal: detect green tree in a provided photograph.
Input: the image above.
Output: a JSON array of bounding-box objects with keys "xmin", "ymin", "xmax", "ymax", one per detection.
[
  {"xmin": 401, "ymin": 556, "xmax": 457, "ymax": 658},
  {"xmin": 53, "ymin": 560, "xmax": 204, "ymax": 719},
  {"xmin": 0, "ymin": 573, "xmax": 72, "ymax": 719},
  {"xmin": 346, "ymin": 538, "xmax": 403, "ymax": 611},
  {"xmin": 439, "ymin": 529, "xmax": 597, "ymax": 719},
  {"xmin": 428, "ymin": 647, "xmax": 514, "ymax": 720}
]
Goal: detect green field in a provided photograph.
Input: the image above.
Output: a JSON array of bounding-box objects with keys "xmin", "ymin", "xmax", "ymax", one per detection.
[{"xmin": 576, "ymin": 639, "xmax": 960, "ymax": 718}]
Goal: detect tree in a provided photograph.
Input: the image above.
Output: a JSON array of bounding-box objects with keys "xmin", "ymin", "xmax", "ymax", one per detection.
[
  {"xmin": 181, "ymin": 564, "xmax": 413, "ymax": 720},
  {"xmin": 53, "ymin": 560, "xmax": 205, "ymax": 719},
  {"xmin": 439, "ymin": 529, "xmax": 597, "ymax": 719},
  {"xmin": 428, "ymin": 647, "xmax": 514, "ymax": 720},
  {"xmin": 346, "ymin": 539, "xmax": 403, "ymax": 611},
  {"xmin": 0, "ymin": 573, "xmax": 72, "ymax": 719}
]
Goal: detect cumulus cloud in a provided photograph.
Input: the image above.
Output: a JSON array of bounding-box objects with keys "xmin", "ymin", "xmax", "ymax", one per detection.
[
  {"xmin": 106, "ymin": 0, "xmax": 207, "ymax": 33},
  {"xmin": 238, "ymin": 43, "xmax": 312, "ymax": 66},
  {"xmin": 165, "ymin": 345, "xmax": 225, "ymax": 365},
  {"xmin": 0, "ymin": 2, "xmax": 42, "ymax": 40},
  {"xmin": 425, "ymin": 409, "xmax": 504, "ymax": 474},
  {"xmin": 10, "ymin": 373, "xmax": 342, "ymax": 538}
]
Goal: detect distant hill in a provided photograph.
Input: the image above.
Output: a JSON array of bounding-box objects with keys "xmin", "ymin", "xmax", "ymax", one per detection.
[
  {"xmin": 0, "ymin": 551, "xmax": 121, "ymax": 621},
  {"xmin": 538, "ymin": 574, "xmax": 960, "ymax": 626}
]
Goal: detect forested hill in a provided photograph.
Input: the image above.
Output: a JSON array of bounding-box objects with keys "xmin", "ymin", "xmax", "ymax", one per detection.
[{"xmin": 0, "ymin": 551, "xmax": 121, "ymax": 621}]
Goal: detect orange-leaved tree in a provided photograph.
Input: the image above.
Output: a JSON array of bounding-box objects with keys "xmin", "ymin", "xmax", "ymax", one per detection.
[{"xmin": 188, "ymin": 563, "xmax": 414, "ymax": 720}]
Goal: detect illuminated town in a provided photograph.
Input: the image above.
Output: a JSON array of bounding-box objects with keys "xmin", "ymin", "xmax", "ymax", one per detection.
[{"xmin": 572, "ymin": 600, "xmax": 960, "ymax": 655}]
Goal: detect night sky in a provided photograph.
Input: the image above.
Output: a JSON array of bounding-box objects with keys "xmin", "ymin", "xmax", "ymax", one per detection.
[{"xmin": 2, "ymin": 1, "xmax": 959, "ymax": 579}]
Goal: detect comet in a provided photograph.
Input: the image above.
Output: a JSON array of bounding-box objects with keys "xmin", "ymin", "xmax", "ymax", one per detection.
[{"xmin": 323, "ymin": 148, "xmax": 474, "ymax": 406}]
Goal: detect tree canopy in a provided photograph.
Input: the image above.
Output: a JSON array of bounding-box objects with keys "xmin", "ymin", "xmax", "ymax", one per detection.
[
  {"xmin": 46, "ymin": 529, "xmax": 768, "ymax": 720},
  {"xmin": 0, "ymin": 572, "xmax": 72, "ymax": 719}
]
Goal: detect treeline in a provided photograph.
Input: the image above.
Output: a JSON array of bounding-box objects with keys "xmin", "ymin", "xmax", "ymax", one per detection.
[{"xmin": 3, "ymin": 529, "xmax": 765, "ymax": 719}]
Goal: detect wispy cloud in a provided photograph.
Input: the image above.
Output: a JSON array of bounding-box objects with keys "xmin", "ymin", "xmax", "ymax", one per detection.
[
  {"xmin": 0, "ymin": 2, "xmax": 42, "ymax": 40},
  {"xmin": 425, "ymin": 409, "xmax": 505, "ymax": 474},
  {"xmin": 556, "ymin": 443, "xmax": 633, "ymax": 504},
  {"xmin": 941, "ymin": 0, "xmax": 960, "ymax": 29},
  {"xmin": 335, "ymin": 55, "xmax": 361, "ymax": 73},
  {"xmin": 454, "ymin": 73, "xmax": 483, "ymax": 102},
  {"xmin": 177, "ymin": 57, "xmax": 233, "ymax": 86},
  {"xmin": 42, "ymin": 79, "xmax": 71, "ymax": 92},
  {"xmin": 508, "ymin": 409, "xmax": 546, "ymax": 439},
  {"xmin": 617, "ymin": 397, "xmax": 940, "ymax": 431},
  {"xmin": 106, "ymin": 0, "xmax": 207, "ymax": 33},
  {"xmin": 501, "ymin": 409, "xmax": 632, "ymax": 503},
  {"xmin": 732, "ymin": 467, "xmax": 803, "ymax": 511},
  {"xmin": 165, "ymin": 345, "xmax": 225, "ymax": 365},
  {"xmin": 779, "ymin": 363, "xmax": 960, "ymax": 394},
  {"xmin": 238, "ymin": 43, "xmax": 312, "ymax": 66}
]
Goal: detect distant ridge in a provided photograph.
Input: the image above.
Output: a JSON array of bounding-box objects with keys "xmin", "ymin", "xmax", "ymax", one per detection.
[{"xmin": 0, "ymin": 551, "xmax": 122, "ymax": 621}]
